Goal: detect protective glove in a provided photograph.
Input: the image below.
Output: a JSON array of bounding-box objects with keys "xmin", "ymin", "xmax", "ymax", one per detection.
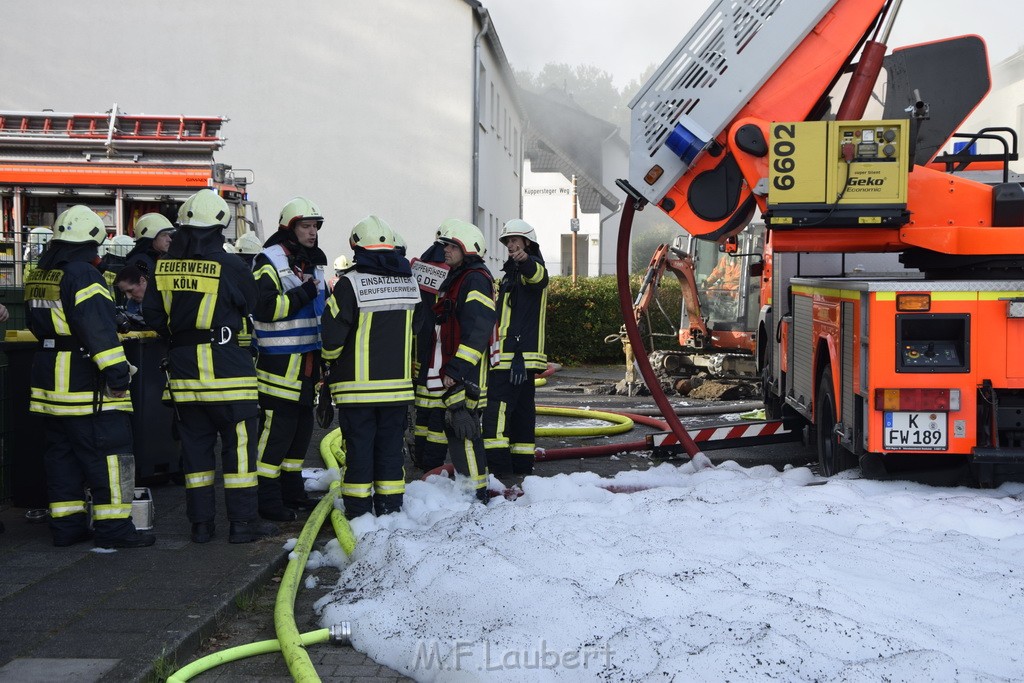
[
  {"xmin": 510, "ymin": 350, "xmax": 527, "ymax": 386},
  {"xmin": 316, "ymin": 362, "xmax": 334, "ymax": 428},
  {"xmin": 315, "ymin": 380, "xmax": 334, "ymax": 428},
  {"xmin": 445, "ymin": 402, "xmax": 480, "ymax": 441},
  {"xmin": 442, "ymin": 384, "xmax": 479, "ymax": 440}
]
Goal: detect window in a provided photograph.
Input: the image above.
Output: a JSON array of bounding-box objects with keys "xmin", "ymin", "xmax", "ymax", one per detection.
[
  {"xmin": 490, "ymin": 85, "xmax": 496, "ymax": 130},
  {"xmin": 494, "ymin": 93, "xmax": 501, "ymax": 134}
]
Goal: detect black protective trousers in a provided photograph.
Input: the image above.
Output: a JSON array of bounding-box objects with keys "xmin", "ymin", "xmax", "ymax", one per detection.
[
  {"xmin": 337, "ymin": 405, "xmax": 407, "ymax": 518},
  {"xmin": 176, "ymin": 403, "xmax": 259, "ymax": 524},
  {"xmin": 482, "ymin": 369, "xmax": 537, "ymax": 475},
  {"xmin": 256, "ymin": 402, "xmax": 314, "ymax": 511},
  {"xmin": 43, "ymin": 411, "xmax": 137, "ymax": 545}
]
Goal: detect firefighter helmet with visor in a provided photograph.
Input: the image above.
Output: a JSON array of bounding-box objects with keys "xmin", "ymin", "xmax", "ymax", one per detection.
[
  {"xmin": 278, "ymin": 197, "xmax": 324, "ymax": 230},
  {"xmin": 437, "ymin": 218, "xmax": 485, "ymax": 257},
  {"xmin": 135, "ymin": 212, "xmax": 174, "ymax": 240},
  {"xmin": 499, "ymin": 218, "xmax": 537, "ymax": 246},
  {"xmin": 350, "ymin": 215, "xmax": 396, "ymax": 251},
  {"xmin": 177, "ymin": 189, "xmax": 231, "ymax": 229},
  {"xmin": 52, "ymin": 205, "xmax": 108, "ymax": 245}
]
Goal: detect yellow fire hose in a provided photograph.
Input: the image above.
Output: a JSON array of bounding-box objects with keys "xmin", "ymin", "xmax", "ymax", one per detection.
[
  {"xmin": 167, "ymin": 428, "xmax": 354, "ymax": 683},
  {"xmin": 535, "ymin": 405, "xmax": 634, "ymax": 437},
  {"xmin": 169, "ymin": 404, "xmax": 637, "ymax": 681}
]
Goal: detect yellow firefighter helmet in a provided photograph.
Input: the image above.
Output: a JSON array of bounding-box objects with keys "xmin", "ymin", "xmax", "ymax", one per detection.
[
  {"xmin": 52, "ymin": 205, "xmax": 108, "ymax": 245},
  {"xmin": 178, "ymin": 189, "xmax": 231, "ymax": 229}
]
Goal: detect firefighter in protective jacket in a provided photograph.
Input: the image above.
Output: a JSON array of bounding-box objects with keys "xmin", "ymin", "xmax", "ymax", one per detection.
[
  {"xmin": 419, "ymin": 219, "xmax": 496, "ymax": 501},
  {"xmin": 322, "ymin": 216, "xmax": 419, "ymax": 518},
  {"xmin": 25, "ymin": 205, "xmax": 155, "ymax": 548},
  {"xmin": 410, "ymin": 233, "xmax": 449, "ymax": 471},
  {"xmin": 125, "ymin": 212, "xmax": 174, "ymax": 277},
  {"xmin": 482, "ymin": 219, "xmax": 548, "ymax": 475},
  {"xmin": 251, "ymin": 197, "xmax": 328, "ymax": 520},
  {"xmin": 142, "ymin": 189, "xmax": 277, "ymax": 544}
]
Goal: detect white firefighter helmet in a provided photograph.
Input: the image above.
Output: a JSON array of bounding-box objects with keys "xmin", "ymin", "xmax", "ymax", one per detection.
[
  {"xmin": 500, "ymin": 218, "xmax": 537, "ymax": 246},
  {"xmin": 26, "ymin": 227, "xmax": 53, "ymax": 260},
  {"xmin": 134, "ymin": 212, "xmax": 174, "ymax": 239},
  {"xmin": 105, "ymin": 234, "xmax": 135, "ymax": 258},
  {"xmin": 177, "ymin": 189, "xmax": 231, "ymax": 229},
  {"xmin": 349, "ymin": 215, "xmax": 396, "ymax": 251},
  {"xmin": 222, "ymin": 241, "xmax": 238, "ymax": 254},
  {"xmin": 52, "ymin": 205, "xmax": 108, "ymax": 245},
  {"xmin": 278, "ymin": 197, "xmax": 324, "ymax": 230},
  {"xmin": 334, "ymin": 253, "xmax": 352, "ymax": 272},
  {"xmin": 437, "ymin": 218, "xmax": 485, "ymax": 257},
  {"xmin": 392, "ymin": 230, "xmax": 407, "ymax": 254},
  {"xmin": 235, "ymin": 231, "xmax": 263, "ymax": 254}
]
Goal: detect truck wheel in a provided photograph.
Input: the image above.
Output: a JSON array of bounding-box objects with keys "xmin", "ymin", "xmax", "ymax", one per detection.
[
  {"xmin": 816, "ymin": 366, "xmax": 855, "ymax": 476},
  {"xmin": 762, "ymin": 363, "xmax": 784, "ymax": 419}
]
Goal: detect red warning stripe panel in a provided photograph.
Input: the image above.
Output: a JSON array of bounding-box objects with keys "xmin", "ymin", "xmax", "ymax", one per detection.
[{"xmin": 653, "ymin": 421, "xmax": 789, "ymax": 446}]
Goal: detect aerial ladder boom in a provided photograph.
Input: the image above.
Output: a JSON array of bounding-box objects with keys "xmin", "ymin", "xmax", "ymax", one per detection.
[{"xmin": 623, "ymin": 0, "xmax": 888, "ymax": 241}]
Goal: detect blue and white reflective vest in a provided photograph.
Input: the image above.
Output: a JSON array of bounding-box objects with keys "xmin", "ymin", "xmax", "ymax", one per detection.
[{"xmin": 251, "ymin": 244, "xmax": 326, "ymax": 354}]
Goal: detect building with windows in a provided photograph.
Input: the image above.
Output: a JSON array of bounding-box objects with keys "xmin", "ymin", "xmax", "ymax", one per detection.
[{"xmin": 520, "ymin": 89, "xmax": 627, "ymax": 277}]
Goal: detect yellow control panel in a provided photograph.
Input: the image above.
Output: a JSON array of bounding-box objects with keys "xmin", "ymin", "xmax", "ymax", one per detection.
[{"xmin": 768, "ymin": 119, "xmax": 909, "ymax": 211}]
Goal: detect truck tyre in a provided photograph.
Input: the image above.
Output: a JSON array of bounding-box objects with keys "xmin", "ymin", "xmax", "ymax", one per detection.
[
  {"xmin": 816, "ymin": 365, "xmax": 855, "ymax": 476},
  {"xmin": 762, "ymin": 363, "xmax": 784, "ymax": 419}
]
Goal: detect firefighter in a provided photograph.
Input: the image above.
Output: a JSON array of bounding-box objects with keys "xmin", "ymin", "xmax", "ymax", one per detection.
[
  {"xmin": 482, "ymin": 219, "xmax": 549, "ymax": 476},
  {"xmin": 420, "ymin": 219, "xmax": 496, "ymax": 502},
  {"xmin": 326, "ymin": 253, "xmax": 351, "ymax": 293},
  {"xmin": 250, "ymin": 197, "xmax": 328, "ymax": 520},
  {"xmin": 142, "ymin": 189, "xmax": 277, "ymax": 544},
  {"xmin": 322, "ymin": 215, "xmax": 419, "ymax": 518},
  {"xmin": 25, "ymin": 205, "xmax": 155, "ymax": 548},
  {"xmin": 125, "ymin": 212, "xmax": 174, "ymax": 277},
  {"xmin": 410, "ymin": 231, "xmax": 449, "ymax": 471},
  {"xmin": 22, "ymin": 226, "xmax": 52, "ymax": 281}
]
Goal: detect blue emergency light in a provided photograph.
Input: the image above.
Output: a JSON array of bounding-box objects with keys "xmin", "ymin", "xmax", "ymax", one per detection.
[{"xmin": 665, "ymin": 123, "xmax": 707, "ymax": 165}]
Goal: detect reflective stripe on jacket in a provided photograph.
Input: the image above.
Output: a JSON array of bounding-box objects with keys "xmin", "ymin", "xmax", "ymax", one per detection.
[
  {"xmin": 251, "ymin": 244, "xmax": 325, "ymax": 354},
  {"xmin": 25, "ymin": 261, "xmax": 133, "ymax": 416},
  {"xmin": 322, "ymin": 271, "xmax": 418, "ymax": 406}
]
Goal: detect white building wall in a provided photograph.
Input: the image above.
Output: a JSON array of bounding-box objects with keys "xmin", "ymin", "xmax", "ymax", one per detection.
[
  {"xmin": 961, "ymin": 52, "xmax": 1024, "ymax": 174},
  {"xmin": 599, "ymin": 139, "xmax": 628, "ymax": 275},
  {"xmin": 476, "ymin": 39, "xmax": 526, "ymax": 274},
  {"xmin": 0, "ymin": 0, "xmax": 524, "ymax": 266},
  {"xmin": 522, "ymin": 160, "xmax": 600, "ymax": 277}
]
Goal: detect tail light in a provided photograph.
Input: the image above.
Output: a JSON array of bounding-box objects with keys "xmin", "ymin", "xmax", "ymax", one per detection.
[{"xmin": 874, "ymin": 388, "xmax": 960, "ymax": 411}]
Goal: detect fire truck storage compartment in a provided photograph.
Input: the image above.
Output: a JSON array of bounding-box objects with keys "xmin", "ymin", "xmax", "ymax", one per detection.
[
  {"xmin": 896, "ymin": 314, "xmax": 970, "ymax": 373},
  {"xmin": 2, "ymin": 332, "xmax": 179, "ymax": 508}
]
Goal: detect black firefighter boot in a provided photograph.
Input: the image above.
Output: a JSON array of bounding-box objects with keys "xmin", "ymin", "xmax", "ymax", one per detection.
[
  {"xmin": 229, "ymin": 519, "xmax": 279, "ymax": 544},
  {"xmin": 281, "ymin": 471, "xmax": 319, "ymax": 512},
  {"xmin": 257, "ymin": 476, "xmax": 297, "ymax": 522}
]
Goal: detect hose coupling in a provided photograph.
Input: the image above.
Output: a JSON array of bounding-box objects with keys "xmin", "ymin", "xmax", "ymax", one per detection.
[{"xmin": 330, "ymin": 622, "xmax": 352, "ymax": 645}]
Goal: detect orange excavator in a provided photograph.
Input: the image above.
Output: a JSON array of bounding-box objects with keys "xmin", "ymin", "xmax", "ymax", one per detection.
[
  {"xmin": 617, "ymin": 0, "xmax": 1024, "ymax": 482},
  {"xmin": 631, "ymin": 222, "xmax": 764, "ymax": 380}
]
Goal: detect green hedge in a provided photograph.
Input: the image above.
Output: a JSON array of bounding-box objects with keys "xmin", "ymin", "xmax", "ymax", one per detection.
[{"xmin": 544, "ymin": 275, "xmax": 682, "ymax": 366}]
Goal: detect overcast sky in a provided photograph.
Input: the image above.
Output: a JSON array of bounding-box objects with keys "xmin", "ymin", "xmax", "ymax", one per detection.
[{"xmin": 484, "ymin": 0, "xmax": 1023, "ymax": 89}]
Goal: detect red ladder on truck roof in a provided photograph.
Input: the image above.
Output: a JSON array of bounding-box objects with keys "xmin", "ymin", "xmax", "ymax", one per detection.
[{"xmin": 0, "ymin": 103, "xmax": 226, "ymax": 154}]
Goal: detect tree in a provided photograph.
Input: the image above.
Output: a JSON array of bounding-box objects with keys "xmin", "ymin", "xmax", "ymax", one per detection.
[
  {"xmin": 517, "ymin": 62, "xmax": 661, "ymax": 133},
  {"xmin": 517, "ymin": 63, "xmax": 626, "ymax": 130}
]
